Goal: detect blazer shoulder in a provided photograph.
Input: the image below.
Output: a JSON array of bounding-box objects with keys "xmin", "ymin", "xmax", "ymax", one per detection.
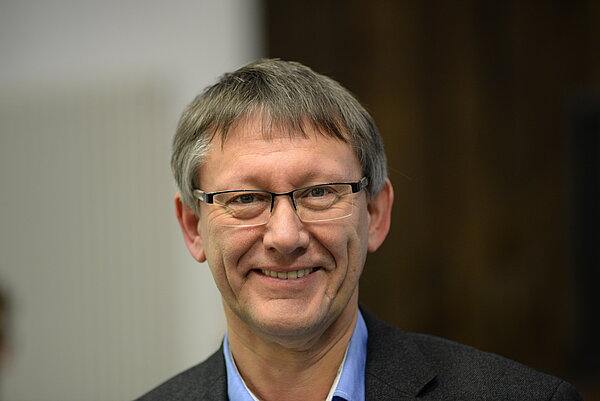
[
  {"xmin": 134, "ymin": 348, "xmax": 227, "ymax": 401},
  {"xmin": 361, "ymin": 307, "xmax": 582, "ymax": 400},
  {"xmin": 406, "ymin": 331, "xmax": 582, "ymax": 400}
]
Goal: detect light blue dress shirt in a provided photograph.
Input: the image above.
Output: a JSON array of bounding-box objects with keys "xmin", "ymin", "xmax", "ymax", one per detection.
[{"xmin": 223, "ymin": 310, "xmax": 368, "ymax": 401}]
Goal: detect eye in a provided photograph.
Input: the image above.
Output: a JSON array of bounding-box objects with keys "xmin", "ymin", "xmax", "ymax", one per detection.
[
  {"xmin": 232, "ymin": 193, "xmax": 259, "ymax": 204},
  {"xmin": 298, "ymin": 185, "xmax": 339, "ymax": 200},
  {"xmin": 309, "ymin": 187, "xmax": 328, "ymax": 197}
]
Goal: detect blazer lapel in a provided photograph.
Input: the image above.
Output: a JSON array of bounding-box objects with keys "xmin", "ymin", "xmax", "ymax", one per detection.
[
  {"xmin": 197, "ymin": 347, "xmax": 228, "ymax": 401},
  {"xmin": 362, "ymin": 307, "xmax": 437, "ymax": 400}
]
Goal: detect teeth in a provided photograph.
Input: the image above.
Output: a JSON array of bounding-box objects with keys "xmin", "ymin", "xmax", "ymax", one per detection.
[{"xmin": 261, "ymin": 268, "xmax": 314, "ymax": 279}]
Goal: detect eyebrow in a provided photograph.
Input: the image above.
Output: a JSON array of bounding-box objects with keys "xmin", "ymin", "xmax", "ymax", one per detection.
[{"xmin": 210, "ymin": 171, "xmax": 351, "ymax": 192}]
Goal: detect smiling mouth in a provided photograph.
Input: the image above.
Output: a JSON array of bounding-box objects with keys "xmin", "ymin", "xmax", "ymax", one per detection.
[{"xmin": 259, "ymin": 268, "xmax": 318, "ymax": 280}]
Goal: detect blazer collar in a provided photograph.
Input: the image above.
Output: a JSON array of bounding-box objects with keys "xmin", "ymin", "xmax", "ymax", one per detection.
[{"xmin": 361, "ymin": 306, "xmax": 437, "ymax": 399}]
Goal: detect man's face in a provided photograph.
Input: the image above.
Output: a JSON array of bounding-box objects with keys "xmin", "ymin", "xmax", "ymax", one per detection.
[{"xmin": 182, "ymin": 115, "xmax": 389, "ymax": 341}]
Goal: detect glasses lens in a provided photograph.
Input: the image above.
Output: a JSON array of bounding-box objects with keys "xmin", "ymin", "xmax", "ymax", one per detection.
[
  {"xmin": 213, "ymin": 191, "xmax": 271, "ymax": 226},
  {"xmin": 208, "ymin": 183, "xmax": 359, "ymax": 227},
  {"xmin": 295, "ymin": 184, "xmax": 354, "ymax": 222}
]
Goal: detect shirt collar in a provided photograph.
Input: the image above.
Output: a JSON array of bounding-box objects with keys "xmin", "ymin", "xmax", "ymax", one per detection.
[
  {"xmin": 330, "ymin": 310, "xmax": 367, "ymax": 401},
  {"xmin": 223, "ymin": 310, "xmax": 368, "ymax": 401},
  {"xmin": 223, "ymin": 333, "xmax": 259, "ymax": 401}
]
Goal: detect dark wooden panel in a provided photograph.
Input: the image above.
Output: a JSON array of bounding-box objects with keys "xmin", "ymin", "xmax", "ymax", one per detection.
[{"xmin": 265, "ymin": 0, "xmax": 600, "ymax": 397}]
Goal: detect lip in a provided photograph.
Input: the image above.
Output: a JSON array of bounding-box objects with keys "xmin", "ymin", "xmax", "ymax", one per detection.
[
  {"xmin": 256, "ymin": 266, "xmax": 317, "ymax": 273},
  {"xmin": 245, "ymin": 261, "xmax": 327, "ymax": 274},
  {"xmin": 250, "ymin": 267, "xmax": 322, "ymax": 283}
]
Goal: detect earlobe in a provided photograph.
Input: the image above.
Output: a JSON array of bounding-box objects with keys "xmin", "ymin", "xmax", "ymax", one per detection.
[
  {"xmin": 366, "ymin": 179, "xmax": 394, "ymax": 253},
  {"xmin": 175, "ymin": 193, "xmax": 207, "ymax": 262}
]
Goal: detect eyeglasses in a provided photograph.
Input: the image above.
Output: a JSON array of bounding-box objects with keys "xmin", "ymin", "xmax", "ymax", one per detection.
[{"xmin": 193, "ymin": 177, "xmax": 368, "ymax": 227}]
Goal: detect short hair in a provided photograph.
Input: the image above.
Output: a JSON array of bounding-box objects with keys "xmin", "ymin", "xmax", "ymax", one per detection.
[{"xmin": 171, "ymin": 58, "xmax": 387, "ymax": 213}]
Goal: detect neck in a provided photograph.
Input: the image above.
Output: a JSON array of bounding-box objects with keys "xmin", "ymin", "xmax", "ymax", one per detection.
[{"xmin": 226, "ymin": 299, "xmax": 359, "ymax": 401}]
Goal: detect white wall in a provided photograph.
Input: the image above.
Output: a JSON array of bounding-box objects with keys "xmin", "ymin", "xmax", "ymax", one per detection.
[{"xmin": 0, "ymin": 1, "xmax": 263, "ymax": 400}]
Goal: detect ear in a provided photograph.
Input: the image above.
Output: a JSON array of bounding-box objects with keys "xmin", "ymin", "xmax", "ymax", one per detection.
[
  {"xmin": 366, "ymin": 178, "xmax": 394, "ymax": 253},
  {"xmin": 175, "ymin": 193, "xmax": 207, "ymax": 263}
]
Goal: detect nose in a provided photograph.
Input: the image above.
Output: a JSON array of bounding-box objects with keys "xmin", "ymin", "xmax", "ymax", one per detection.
[{"xmin": 263, "ymin": 196, "xmax": 310, "ymax": 255}]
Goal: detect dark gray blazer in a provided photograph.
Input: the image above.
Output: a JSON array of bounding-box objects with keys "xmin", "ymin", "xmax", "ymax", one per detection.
[{"xmin": 137, "ymin": 308, "xmax": 582, "ymax": 400}]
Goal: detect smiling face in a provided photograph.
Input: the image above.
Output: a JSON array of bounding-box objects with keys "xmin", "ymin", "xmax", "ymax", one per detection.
[{"xmin": 176, "ymin": 115, "xmax": 393, "ymax": 344}]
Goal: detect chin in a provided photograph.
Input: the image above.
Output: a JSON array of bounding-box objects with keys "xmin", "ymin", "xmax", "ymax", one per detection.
[{"xmin": 248, "ymin": 301, "xmax": 332, "ymax": 339}]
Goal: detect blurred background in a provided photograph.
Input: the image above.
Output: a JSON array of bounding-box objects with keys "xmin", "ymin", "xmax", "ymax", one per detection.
[{"xmin": 0, "ymin": 0, "xmax": 598, "ymax": 400}]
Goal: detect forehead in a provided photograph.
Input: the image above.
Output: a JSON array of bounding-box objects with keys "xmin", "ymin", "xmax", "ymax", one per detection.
[{"xmin": 199, "ymin": 115, "xmax": 362, "ymax": 190}]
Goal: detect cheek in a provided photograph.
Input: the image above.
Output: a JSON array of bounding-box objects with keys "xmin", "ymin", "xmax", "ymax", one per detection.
[
  {"xmin": 312, "ymin": 218, "xmax": 366, "ymax": 267},
  {"xmin": 203, "ymin": 228, "xmax": 262, "ymax": 301},
  {"xmin": 343, "ymin": 210, "xmax": 370, "ymax": 273},
  {"xmin": 204, "ymin": 225, "xmax": 261, "ymax": 271}
]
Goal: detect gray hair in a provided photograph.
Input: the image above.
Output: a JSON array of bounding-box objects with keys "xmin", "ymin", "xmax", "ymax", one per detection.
[{"xmin": 171, "ymin": 58, "xmax": 387, "ymax": 213}]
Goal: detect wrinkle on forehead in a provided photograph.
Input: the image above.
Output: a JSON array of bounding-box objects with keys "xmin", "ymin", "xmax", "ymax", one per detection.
[
  {"xmin": 216, "ymin": 110, "xmax": 349, "ymax": 150},
  {"xmin": 199, "ymin": 117, "xmax": 362, "ymax": 192}
]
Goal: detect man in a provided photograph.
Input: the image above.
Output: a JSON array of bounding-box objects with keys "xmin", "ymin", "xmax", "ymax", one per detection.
[{"xmin": 138, "ymin": 59, "xmax": 581, "ymax": 400}]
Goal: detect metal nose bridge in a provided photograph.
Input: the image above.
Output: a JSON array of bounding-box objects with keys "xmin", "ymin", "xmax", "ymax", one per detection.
[{"xmin": 269, "ymin": 189, "xmax": 298, "ymax": 213}]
